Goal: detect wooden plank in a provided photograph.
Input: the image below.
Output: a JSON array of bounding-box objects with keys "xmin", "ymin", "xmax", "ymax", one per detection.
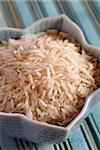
[
  {"xmin": 62, "ymin": 141, "xmax": 72, "ymax": 150},
  {"xmin": 91, "ymin": 103, "xmax": 100, "ymax": 133},
  {"xmin": 67, "ymin": 1, "xmax": 100, "ymax": 47},
  {"xmin": 54, "ymin": 144, "xmax": 61, "ymax": 150},
  {"xmin": 0, "ymin": 6, "xmax": 7, "ymax": 27},
  {"xmin": 27, "ymin": 1, "xmax": 43, "ymax": 19},
  {"xmin": 0, "ymin": 1, "xmax": 16, "ymax": 27},
  {"xmin": 13, "ymin": 1, "xmax": 34, "ymax": 28},
  {"xmin": 84, "ymin": 1, "xmax": 100, "ymax": 31},
  {"xmin": 7, "ymin": 1, "xmax": 22, "ymax": 28},
  {"xmin": 68, "ymin": 128, "xmax": 89, "ymax": 150},
  {"xmin": 38, "ymin": 0, "xmax": 60, "ymax": 17},
  {"xmin": 86, "ymin": 116, "xmax": 100, "ymax": 149},
  {"xmin": 56, "ymin": 1, "xmax": 74, "ymax": 21},
  {"xmin": 81, "ymin": 121, "xmax": 98, "ymax": 150},
  {"xmin": 36, "ymin": 143, "xmax": 55, "ymax": 150}
]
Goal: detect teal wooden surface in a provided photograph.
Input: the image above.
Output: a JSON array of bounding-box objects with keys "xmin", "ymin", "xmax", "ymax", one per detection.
[
  {"xmin": 38, "ymin": 1, "xmax": 60, "ymax": 16},
  {"xmin": 67, "ymin": 1, "xmax": 100, "ymax": 47},
  {"xmin": 68, "ymin": 128, "xmax": 89, "ymax": 150},
  {"xmin": 13, "ymin": 1, "xmax": 35, "ymax": 27},
  {"xmin": 0, "ymin": 0, "xmax": 100, "ymax": 150},
  {"xmin": 0, "ymin": 7, "xmax": 7, "ymax": 27},
  {"xmin": 92, "ymin": 103, "xmax": 100, "ymax": 133}
]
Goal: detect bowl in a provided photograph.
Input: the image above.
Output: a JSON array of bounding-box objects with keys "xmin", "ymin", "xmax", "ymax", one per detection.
[{"xmin": 0, "ymin": 14, "xmax": 100, "ymax": 144}]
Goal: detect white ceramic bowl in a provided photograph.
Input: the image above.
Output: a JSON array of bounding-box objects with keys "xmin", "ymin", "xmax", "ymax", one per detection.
[{"xmin": 0, "ymin": 15, "xmax": 100, "ymax": 144}]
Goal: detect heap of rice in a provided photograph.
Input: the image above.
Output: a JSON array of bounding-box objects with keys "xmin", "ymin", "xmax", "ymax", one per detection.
[{"xmin": 0, "ymin": 29, "xmax": 99, "ymax": 126}]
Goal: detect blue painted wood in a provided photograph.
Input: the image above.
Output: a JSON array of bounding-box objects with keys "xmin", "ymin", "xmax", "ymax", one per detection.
[
  {"xmin": 91, "ymin": 103, "xmax": 100, "ymax": 134},
  {"xmin": 81, "ymin": 121, "xmax": 98, "ymax": 150},
  {"xmin": 0, "ymin": 3, "xmax": 15, "ymax": 27},
  {"xmin": 92, "ymin": 1, "xmax": 100, "ymax": 16},
  {"xmin": 0, "ymin": 7, "xmax": 7, "ymax": 27},
  {"xmin": 13, "ymin": 1, "xmax": 35, "ymax": 28},
  {"xmin": 68, "ymin": 1, "xmax": 100, "ymax": 47},
  {"xmin": 93, "ymin": 0, "xmax": 100, "ymax": 11},
  {"xmin": 38, "ymin": 0, "xmax": 60, "ymax": 17},
  {"xmin": 68, "ymin": 128, "xmax": 89, "ymax": 150},
  {"xmin": 36, "ymin": 143, "xmax": 55, "ymax": 150},
  {"xmin": 82, "ymin": 1, "xmax": 100, "ymax": 34},
  {"xmin": 86, "ymin": 116, "xmax": 100, "ymax": 149},
  {"xmin": 26, "ymin": 1, "xmax": 43, "ymax": 19}
]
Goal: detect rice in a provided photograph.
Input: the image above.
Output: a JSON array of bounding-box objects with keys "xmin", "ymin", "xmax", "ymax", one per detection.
[{"xmin": 0, "ymin": 29, "xmax": 99, "ymax": 126}]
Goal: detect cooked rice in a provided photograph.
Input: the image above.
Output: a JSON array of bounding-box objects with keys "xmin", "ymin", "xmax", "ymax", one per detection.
[{"xmin": 0, "ymin": 29, "xmax": 100, "ymax": 126}]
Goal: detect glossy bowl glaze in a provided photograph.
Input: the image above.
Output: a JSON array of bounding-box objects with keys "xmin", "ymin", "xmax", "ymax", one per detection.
[{"xmin": 0, "ymin": 15, "xmax": 100, "ymax": 144}]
